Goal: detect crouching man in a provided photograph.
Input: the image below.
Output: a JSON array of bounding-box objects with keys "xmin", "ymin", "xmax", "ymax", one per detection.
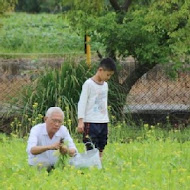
[{"xmin": 26, "ymin": 107, "xmax": 77, "ymax": 171}]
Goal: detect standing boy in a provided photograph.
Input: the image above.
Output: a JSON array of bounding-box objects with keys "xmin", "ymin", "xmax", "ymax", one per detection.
[{"xmin": 77, "ymin": 57, "xmax": 116, "ymax": 160}]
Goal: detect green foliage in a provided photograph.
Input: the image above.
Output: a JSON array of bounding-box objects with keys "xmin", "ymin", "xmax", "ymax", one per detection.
[
  {"xmin": 0, "ymin": 13, "xmax": 103, "ymax": 54},
  {"xmin": 39, "ymin": 0, "xmax": 63, "ymax": 13},
  {"xmin": 0, "ymin": 0, "xmax": 17, "ymax": 15},
  {"xmin": 108, "ymin": 73, "xmax": 126, "ymax": 117},
  {"xmin": 16, "ymin": 0, "xmax": 63, "ymax": 13},
  {"xmin": 143, "ymin": 0, "xmax": 190, "ymax": 67},
  {"xmin": 18, "ymin": 60, "xmax": 91, "ymax": 134},
  {"xmin": 62, "ymin": 0, "xmax": 106, "ymax": 35},
  {"xmin": 0, "ymin": 133, "xmax": 190, "ymax": 189},
  {"xmin": 54, "ymin": 139, "xmax": 69, "ymax": 169},
  {"xmin": 0, "ymin": 13, "xmax": 85, "ymax": 54},
  {"xmin": 108, "ymin": 121, "xmax": 190, "ymax": 143},
  {"xmin": 23, "ymin": 0, "xmax": 40, "ymax": 12},
  {"xmin": 63, "ymin": 0, "xmax": 105, "ymax": 14},
  {"xmin": 12, "ymin": 59, "xmax": 126, "ymax": 136},
  {"xmin": 64, "ymin": 0, "xmax": 190, "ymax": 72}
]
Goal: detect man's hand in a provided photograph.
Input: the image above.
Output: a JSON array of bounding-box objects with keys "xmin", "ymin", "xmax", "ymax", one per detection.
[
  {"xmin": 60, "ymin": 145, "xmax": 68, "ymax": 155},
  {"xmin": 77, "ymin": 119, "xmax": 84, "ymax": 133},
  {"xmin": 48, "ymin": 142, "xmax": 62, "ymax": 150}
]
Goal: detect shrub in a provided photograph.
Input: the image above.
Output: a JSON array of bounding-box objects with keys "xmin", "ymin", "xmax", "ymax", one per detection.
[{"xmin": 11, "ymin": 59, "xmax": 126, "ymax": 136}]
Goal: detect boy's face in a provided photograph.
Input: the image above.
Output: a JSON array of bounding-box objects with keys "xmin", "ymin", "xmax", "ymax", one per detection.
[{"xmin": 99, "ymin": 68, "xmax": 114, "ymax": 81}]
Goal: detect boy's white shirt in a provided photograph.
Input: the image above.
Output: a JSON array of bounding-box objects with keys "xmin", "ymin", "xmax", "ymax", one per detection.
[{"xmin": 78, "ymin": 78, "xmax": 109, "ymax": 123}]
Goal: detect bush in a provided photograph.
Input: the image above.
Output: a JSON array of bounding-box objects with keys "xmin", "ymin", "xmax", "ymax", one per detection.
[{"xmin": 13, "ymin": 59, "xmax": 126, "ymax": 136}]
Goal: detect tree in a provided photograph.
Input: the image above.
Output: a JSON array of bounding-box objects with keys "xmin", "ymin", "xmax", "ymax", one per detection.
[
  {"xmin": 63, "ymin": 0, "xmax": 190, "ymax": 115},
  {"xmin": 16, "ymin": 0, "xmax": 64, "ymax": 13},
  {"xmin": 0, "ymin": 0, "xmax": 17, "ymax": 15}
]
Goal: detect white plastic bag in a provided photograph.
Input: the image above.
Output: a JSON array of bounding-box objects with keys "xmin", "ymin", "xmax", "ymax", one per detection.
[{"xmin": 69, "ymin": 143, "xmax": 102, "ymax": 169}]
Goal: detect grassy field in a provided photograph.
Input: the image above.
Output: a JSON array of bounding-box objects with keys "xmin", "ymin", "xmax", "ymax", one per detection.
[
  {"xmin": 0, "ymin": 12, "xmax": 189, "ymax": 190},
  {"xmin": 0, "ymin": 131, "xmax": 189, "ymax": 190},
  {"xmin": 0, "ymin": 13, "xmax": 102, "ymax": 54}
]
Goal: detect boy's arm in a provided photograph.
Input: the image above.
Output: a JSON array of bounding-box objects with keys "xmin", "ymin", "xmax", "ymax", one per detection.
[
  {"xmin": 77, "ymin": 118, "xmax": 84, "ymax": 133},
  {"xmin": 77, "ymin": 81, "xmax": 89, "ymax": 133}
]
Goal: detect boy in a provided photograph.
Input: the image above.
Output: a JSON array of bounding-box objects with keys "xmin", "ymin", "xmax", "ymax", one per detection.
[{"xmin": 77, "ymin": 57, "xmax": 116, "ymax": 160}]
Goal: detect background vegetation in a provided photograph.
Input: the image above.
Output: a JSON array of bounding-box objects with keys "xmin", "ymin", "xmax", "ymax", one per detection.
[
  {"xmin": 10, "ymin": 60, "xmax": 125, "ymax": 136},
  {"xmin": 0, "ymin": 13, "xmax": 103, "ymax": 54},
  {"xmin": 0, "ymin": 2, "xmax": 189, "ymax": 136},
  {"xmin": 0, "ymin": 130, "xmax": 190, "ymax": 190},
  {"xmin": 0, "ymin": 0, "xmax": 17, "ymax": 15},
  {"xmin": 0, "ymin": 1, "xmax": 189, "ymax": 189},
  {"xmin": 63, "ymin": 0, "xmax": 190, "ymax": 93}
]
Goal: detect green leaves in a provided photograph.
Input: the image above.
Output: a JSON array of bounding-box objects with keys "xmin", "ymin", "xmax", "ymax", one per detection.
[
  {"xmin": 0, "ymin": 0, "xmax": 17, "ymax": 15},
  {"xmin": 13, "ymin": 59, "xmax": 126, "ymax": 135},
  {"xmin": 65, "ymin": 0, "xmax": 190, "ymax": 73},
  {"xmin": 17, "ymin": 60, "xmax": 92, "ymax": 133},
  {"xmin": 0, "ymin": 13, "xmax": 83, "ymax": 53},
  {"xmin": 1, "ymin": 133, "xmax": 190, "ymax": 189}
]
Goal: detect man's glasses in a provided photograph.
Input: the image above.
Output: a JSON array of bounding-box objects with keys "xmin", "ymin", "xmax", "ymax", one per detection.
[{"xmin": 51, "ymin": 118, "xmax": 63, "ymax": 125}]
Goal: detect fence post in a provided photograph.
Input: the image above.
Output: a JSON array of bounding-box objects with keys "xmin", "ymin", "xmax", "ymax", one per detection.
[{"xmin": 84, "ymin": 35, "xmax": 91, "ymax": 67}]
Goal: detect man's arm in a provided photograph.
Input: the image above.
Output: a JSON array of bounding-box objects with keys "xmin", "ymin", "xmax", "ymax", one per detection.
[
  {"xmin": 31, "ymin": 142, "xmax": 62, "ymax": 155},
  {"xmin": 60, "ymin": 145, "xmax": 76, "ymax": 156},
  {"xmin": 62, "ymin": 128, "xmax": 78, "ymax": 156}
]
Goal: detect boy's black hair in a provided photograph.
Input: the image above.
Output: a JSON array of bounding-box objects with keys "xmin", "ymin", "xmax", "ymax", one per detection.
[{"xmin": 99, "ymin": 57, "xmax": 116, "ymax": 72}]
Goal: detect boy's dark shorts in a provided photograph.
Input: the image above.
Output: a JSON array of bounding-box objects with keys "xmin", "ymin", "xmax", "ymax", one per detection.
[{"xmin": 83, "ymin": 123, "xmax": 108, "ymax": 152}]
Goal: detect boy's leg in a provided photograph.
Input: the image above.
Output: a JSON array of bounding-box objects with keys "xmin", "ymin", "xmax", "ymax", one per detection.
[
  {"xmin": 83, "ymin": 123, "xmax": 101, "ymax": 151},
  {"xmin": 99, "ymin": 151, "xmax": 103, "ymax": 161},
  {"xmin": 83, "ymin": 123, "xmax": 94, "ymax": 150},
  {"xmin": 98, "ymin": 123, "xmax": 108, "ymax": 160},
  {"xmin": 83, "ymin": 123, "xmax": 108, "ymax": 160}
]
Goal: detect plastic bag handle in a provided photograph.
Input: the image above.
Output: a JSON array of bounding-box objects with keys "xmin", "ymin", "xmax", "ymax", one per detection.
[
  {"xmin": 73, "ymin": 153, "xmax": 78, "ymax": 157},
  {"xmin": 84, "ymin": 142, "xmax": 95, "ymax": 149}
]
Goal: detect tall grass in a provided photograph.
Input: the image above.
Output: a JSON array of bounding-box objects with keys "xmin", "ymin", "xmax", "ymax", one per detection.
[
  {"xmin": 11, "ymin": 59, "xmax": 126, "ymax": 136},
  {"xmin": 12, "ymin": 60, "xmax": 90, "ymax": 135},
  {"xmin": 9, "ymin": 57, "xmax": 125, "ymax": 136}
]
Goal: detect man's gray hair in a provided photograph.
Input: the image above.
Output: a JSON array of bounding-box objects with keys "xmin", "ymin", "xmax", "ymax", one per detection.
[{"xmin": 45, "ymin": 107, "xmax": 64, "ymax": 118}]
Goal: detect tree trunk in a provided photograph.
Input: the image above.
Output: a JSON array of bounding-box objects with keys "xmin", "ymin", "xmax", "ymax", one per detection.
[
  {"xmin": 109, "ymin": 0, "xmax": 120, "ymax": 11},
  {"xmin": 121, "ymin": 62, "xmax": 157, "ymax": 94},
  {"xmin": 108, "ymin": 0, "xmax": 157, "ymax": 99},
  {"xmin": 109, "ymin": 0, "xmax": 132, "ymax": 12}
]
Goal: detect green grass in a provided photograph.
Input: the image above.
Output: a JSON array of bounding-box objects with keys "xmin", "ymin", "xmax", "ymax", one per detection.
[
  {"xmin": 0, "ymin": 12, "xmax": 102, "ymax": 55},
  {"xmin": 0, "ymin": 132, "xmax": 189, "ymax": 190}
]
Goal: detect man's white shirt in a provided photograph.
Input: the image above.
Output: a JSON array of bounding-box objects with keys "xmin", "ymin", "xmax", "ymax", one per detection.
[{"xmin": 26, "ymin": 123, "xmax": 77, "ymax": 166}]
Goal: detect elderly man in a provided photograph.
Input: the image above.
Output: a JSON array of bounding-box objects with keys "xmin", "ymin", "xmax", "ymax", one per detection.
[{"xmin": 26, "ymin": 107, "xmax": 77, "ymax": 169}]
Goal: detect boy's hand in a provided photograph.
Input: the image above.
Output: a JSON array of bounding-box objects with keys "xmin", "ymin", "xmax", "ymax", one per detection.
[{"xmin": 77, "ymin": 119, "xmax": 84, "ymax": 133}]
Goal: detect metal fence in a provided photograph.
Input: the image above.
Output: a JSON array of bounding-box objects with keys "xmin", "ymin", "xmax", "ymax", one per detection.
[
  {"xmin": 0, "ymin": 57, "xmax": 190, "ymax": 125},
  {"xmin": 121, "ymin": 61, "xmax": 190, "ymax": 125}
]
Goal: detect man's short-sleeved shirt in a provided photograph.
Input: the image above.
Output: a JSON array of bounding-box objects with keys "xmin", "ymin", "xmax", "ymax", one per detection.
[{"xmin": 26, "ymin": 123, "xmax": 77, "ymax": 166}]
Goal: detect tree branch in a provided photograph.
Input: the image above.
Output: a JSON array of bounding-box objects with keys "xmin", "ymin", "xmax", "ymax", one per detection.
[
  {"xmin": 122, "ymin": 62, "xmax": 157, "ymax": 94},
  {"xmin": 109, "ymin": 0, "xmax": 132, "ymax": 12},
  {"xmin": 109, "ymin": 0, "xmax": 121, "ymax": 11},
  {"xmin": 122, "ymin": 0, "xmax": 132, "ymax": 12}
]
